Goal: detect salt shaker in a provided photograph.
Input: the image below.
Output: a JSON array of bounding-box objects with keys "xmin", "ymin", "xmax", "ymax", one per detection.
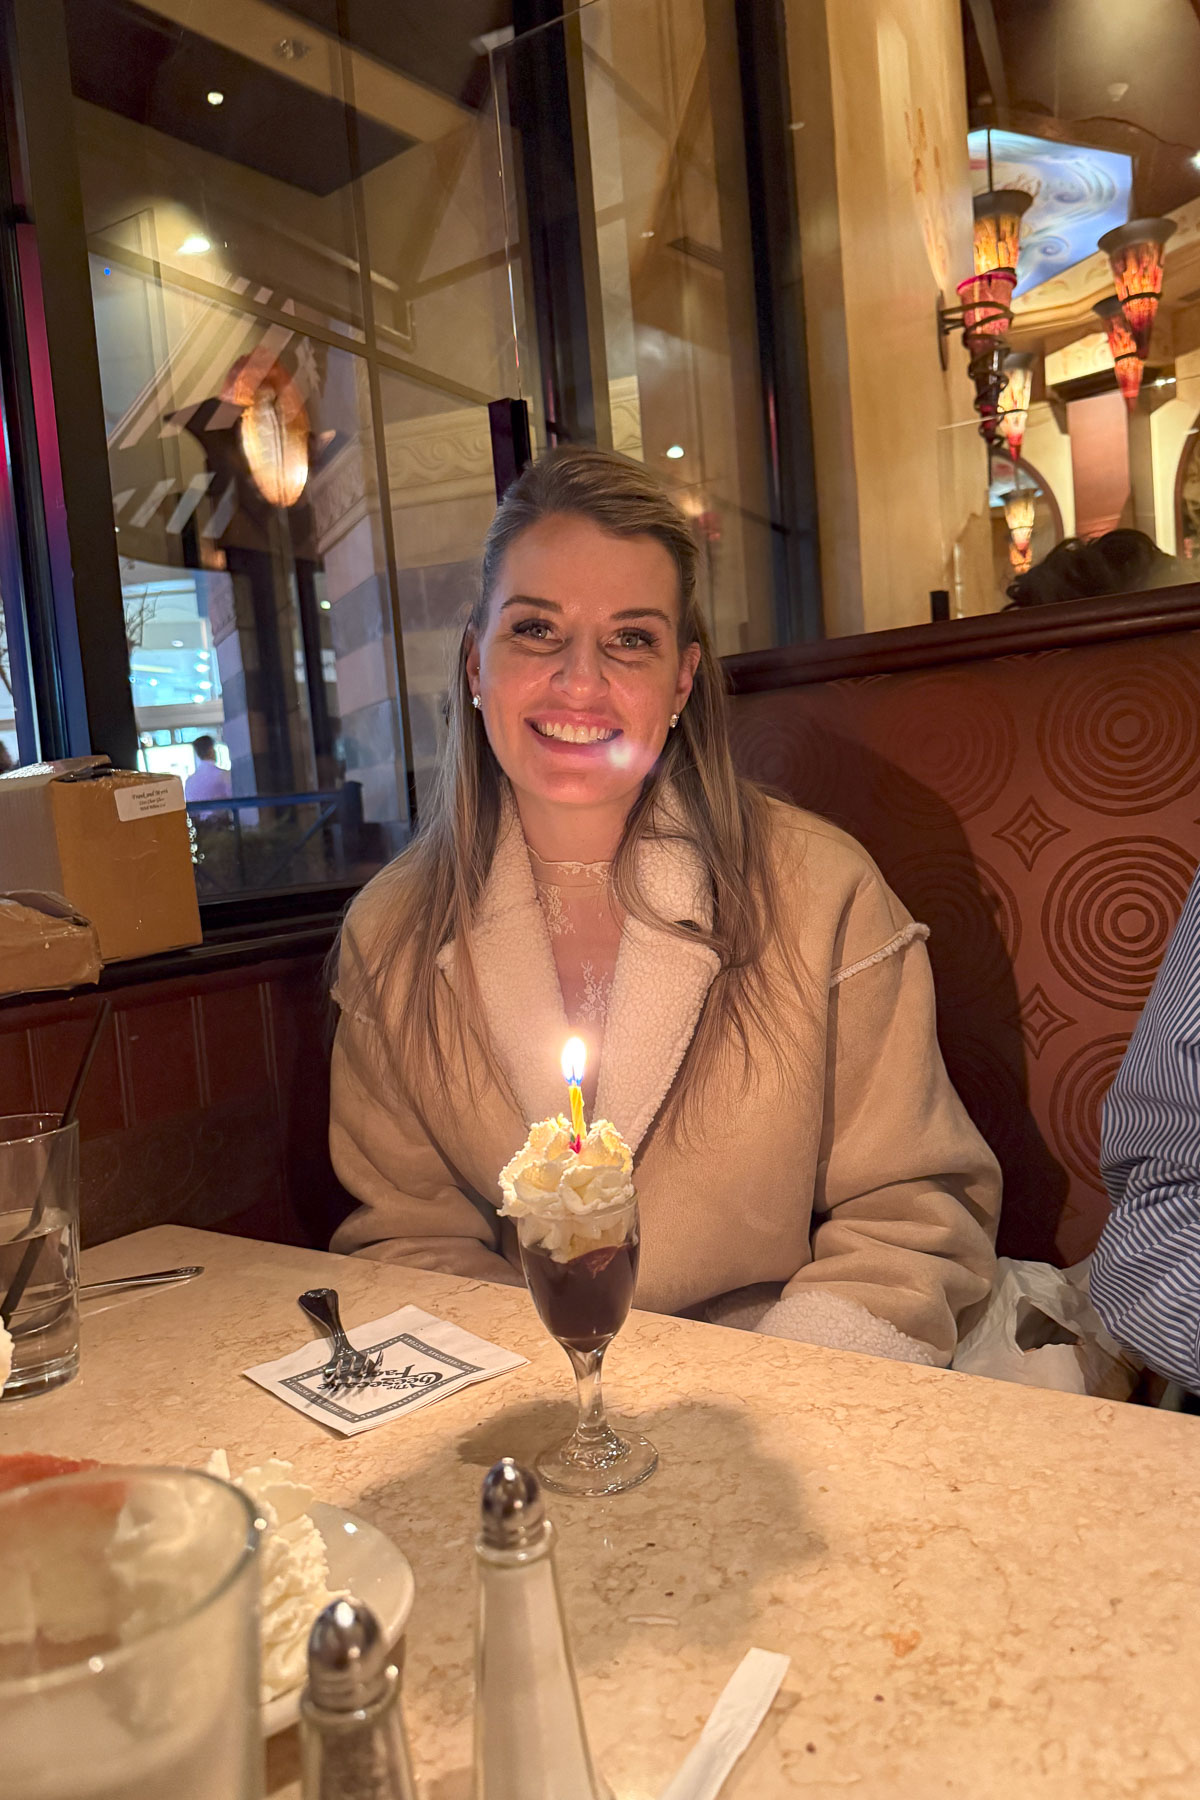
[
  {"xmin": 300, "ymin": 1597, "xmax": 418, "ymax": 1800},
  {"xmin": 472, "ymin": 1458, "xmax": 607, "ymax": 1800}
]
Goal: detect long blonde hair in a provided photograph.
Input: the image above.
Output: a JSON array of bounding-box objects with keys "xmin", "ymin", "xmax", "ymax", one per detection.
[{"xmin": 341, "ymin": 445, "xmax": 803, "ymax": 1136}]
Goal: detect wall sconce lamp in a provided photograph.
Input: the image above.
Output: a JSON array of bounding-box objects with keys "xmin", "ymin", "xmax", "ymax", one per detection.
[
  {"xmin": 223, "ymin": 354, "xmax": 311, "ymax": 508},
  {"xmin": 1097, "ymin": 217, "xmax": 1177, "ymax": 359},
  {"xmin": 997, "ymin": 352, "xmax": 1034, "ymax": 461},
  {"xmin": 973, "ymin": 189, "xmax": 1033, "ymax": 278},
  {"xmin": 1003, "ymin": 486, "xmax": 1035, "ymax": 574},
  {"xmin": 938, "ymin": 270, "xmax": 1016, "ymax": 438},
  {"xmin": 1093, "ymin": 295, "xmax": 1144, "ymax": 410}
]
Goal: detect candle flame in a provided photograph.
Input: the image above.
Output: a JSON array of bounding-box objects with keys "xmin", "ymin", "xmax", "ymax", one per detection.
[{"xmin": 561, "ymin": 1036, "xmax": 587, "ymax": 1085}]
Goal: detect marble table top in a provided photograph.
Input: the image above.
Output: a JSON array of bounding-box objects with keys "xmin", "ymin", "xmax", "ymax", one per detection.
[{"xmin": 3, "ymin": 1225, "xmax": 1199, "ymax": 1799}]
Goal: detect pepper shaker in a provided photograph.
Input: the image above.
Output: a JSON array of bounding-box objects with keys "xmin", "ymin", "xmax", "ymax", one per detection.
[
  {"xmin": 300, "ymin": 1597, "xmax": 418, "ymax": 1800},
  {"xmin": 472, "ymin": 1458, "xmax": 607, "ymax": 1800}
]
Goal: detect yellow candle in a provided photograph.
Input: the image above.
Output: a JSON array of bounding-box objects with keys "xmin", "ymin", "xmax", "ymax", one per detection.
[{"xmin": 561, "ymin": 1037, "xmax": 587, "ymax": 1147}]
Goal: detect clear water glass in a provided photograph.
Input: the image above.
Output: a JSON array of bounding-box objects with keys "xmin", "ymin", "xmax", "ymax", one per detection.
[
  {"xmin": 0, "ymin": 1466, "xmax": 263, "ymax": 1800},
  {"xmin": 517, "ymin": 1197, "xmax": 658, "ymax": 1498},
  {"xmin": 0, "ymin": 1113, "xmax": 80, "ymax": 1398}
]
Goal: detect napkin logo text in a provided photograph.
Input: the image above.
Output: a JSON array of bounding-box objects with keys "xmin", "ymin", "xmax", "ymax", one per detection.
[{"xmin": 280, "ymin": 1328, "xmax": 484, "ymax": 1423}]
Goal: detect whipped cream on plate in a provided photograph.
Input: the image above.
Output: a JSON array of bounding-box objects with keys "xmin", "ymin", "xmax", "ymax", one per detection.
[
  {"xmin": 205, "ymin": 1450, "xmax": 342, "ymax": 1701},
  {"xmin": 499, "ymin": 1115, "xmax": 635, "ymax": 1262}
]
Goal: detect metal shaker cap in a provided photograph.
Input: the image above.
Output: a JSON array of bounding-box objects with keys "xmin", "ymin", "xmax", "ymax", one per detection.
[
  {"xmin": 306, "ymin": 1596, "xmax": 391, "ymax": 1711},
  {"xmin": 479, "ymin": 1458, "xmax": 547, "ymax": 1549}
]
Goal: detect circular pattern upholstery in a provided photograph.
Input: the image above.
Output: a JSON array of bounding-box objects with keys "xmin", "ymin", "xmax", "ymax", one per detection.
[
  {"xmin": 886, "ymin": 852, "xmax": 1020, "ymax": 1005},
  {"xmin": 1042, "ymin": 838, "xmax": 1196, "ymax": 1008},
  {"xmin": 729, "ymin": 707, "xmax": 843, "ymax": 810},
  {"xmin": 869, "ymin": 675, "xmax": 1017, "ymax": 823},
  {"xmin": 1049, "ymin": 1036, "xmax": 1132, "ymax": 1191},
  {"xmin": 1037, "ymin": 648, "xmax": 1200, "ymax": 815}
]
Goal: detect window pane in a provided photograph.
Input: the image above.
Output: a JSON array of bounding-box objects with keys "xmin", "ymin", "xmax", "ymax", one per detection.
[
  {"xmin": 65, "ymin": 0, "xmax": 531, "ymax": 893},
  {"xmin": 492, "ymin": 0, "xmax": 780, "ymax": 655},
  {"xmin": 0, "ymin": 577, "xmax": 33, "ymax": 772}
]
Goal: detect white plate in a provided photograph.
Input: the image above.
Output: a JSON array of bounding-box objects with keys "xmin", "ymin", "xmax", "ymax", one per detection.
[{"xmin": 261, "ymin": 1501, "xmax": 415, "ymax": 1735}]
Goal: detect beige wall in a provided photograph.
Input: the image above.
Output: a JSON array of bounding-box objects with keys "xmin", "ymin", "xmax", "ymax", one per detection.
[{"xmin": 786, "ymin": 0, "xmax": 992, "ymax": 634}]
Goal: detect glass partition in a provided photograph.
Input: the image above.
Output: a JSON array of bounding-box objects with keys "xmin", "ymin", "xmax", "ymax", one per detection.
[{"xmin": 785, "ymin": 0, "xmax": 1200, "ymax": 635}]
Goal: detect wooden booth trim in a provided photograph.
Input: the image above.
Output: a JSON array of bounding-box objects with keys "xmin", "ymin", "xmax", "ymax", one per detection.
[{"xmin": 723, "ymin": 583, "xmax": 1200, "ymax": 693}]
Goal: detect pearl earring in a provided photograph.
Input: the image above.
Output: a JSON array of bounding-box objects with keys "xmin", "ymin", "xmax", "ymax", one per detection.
[
  {"xmin": 472, "ymin": 695, "xmax": 482, "ymax": 711},
  {"xmin": 669, "ymin": 712, "xmax": 679, "ymax": 729}
]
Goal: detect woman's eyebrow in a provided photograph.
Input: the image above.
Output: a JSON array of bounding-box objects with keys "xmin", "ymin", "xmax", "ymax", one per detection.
[
  {"xmin": 612, "ymin": 606, "xmax": 673, "ymax": 626},
  {"xmin": 497, "ymin": 595, "xmax": 672, "ymax": 629},
  {"xmin": 498, "ymin": 593, "xmax": 561, "ymax": 613}
]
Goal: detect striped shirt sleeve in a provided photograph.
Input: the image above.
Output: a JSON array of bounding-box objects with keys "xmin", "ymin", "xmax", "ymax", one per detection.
[{"xmin": 1090, "ymin": 862, "xmax": 1200, "ymax": 1390}]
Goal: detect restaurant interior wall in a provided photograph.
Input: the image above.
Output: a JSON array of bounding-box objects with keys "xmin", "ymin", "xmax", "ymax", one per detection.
[{"xmin": 785, "ymin": 0, "xmax": 993, "ymax": 635}]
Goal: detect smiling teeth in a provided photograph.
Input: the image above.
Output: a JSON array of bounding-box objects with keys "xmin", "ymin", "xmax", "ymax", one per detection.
[{"xmin": 534, "ymin": 722, "xmax": 618, "ymax": 743}]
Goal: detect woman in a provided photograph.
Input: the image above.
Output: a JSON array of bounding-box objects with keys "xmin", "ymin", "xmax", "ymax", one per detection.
[{"xmin": 331, "ymin": 447, "xmax": 999, "ymax": 1366}]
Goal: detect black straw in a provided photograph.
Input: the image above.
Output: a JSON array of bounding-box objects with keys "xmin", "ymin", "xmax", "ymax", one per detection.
[{"xmin": 1, "ymin": 1000, "xmax": 111, "ymax": 1329}]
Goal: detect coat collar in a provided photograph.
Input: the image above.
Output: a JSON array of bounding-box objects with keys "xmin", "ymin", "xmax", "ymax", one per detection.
[{"xmin": 436, "ymin": 791, "xmax": 719, "ymax": 1154}]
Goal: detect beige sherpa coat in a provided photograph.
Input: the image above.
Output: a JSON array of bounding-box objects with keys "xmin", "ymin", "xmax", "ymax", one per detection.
[{"xmin": 330, "ymin": 797, "xmax": 1000, "ymax": 1365}]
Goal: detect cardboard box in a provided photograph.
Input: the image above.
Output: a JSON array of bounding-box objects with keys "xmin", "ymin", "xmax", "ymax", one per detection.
[
  {"xmin": 0, "ymin": 891, "xmax": 102, "ymax": 997},
  {"xmin": 0, "ymin": 758, "xmax": 202, "ymax": 961}
]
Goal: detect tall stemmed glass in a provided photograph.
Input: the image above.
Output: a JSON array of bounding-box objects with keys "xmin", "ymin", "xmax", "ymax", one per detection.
[{"xmin": 516, "ymin": 1195, "xmax": 657, "ymax": 1497}]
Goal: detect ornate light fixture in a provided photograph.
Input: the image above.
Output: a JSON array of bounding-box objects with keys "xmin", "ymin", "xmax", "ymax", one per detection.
[
  {"xmin": 1003, "ymin": 486, "xmax": 1035, "ymax": 574},
  {"xmin": 1094, "ymin": 295, "xmax": 1144, "ymax": 410},
  {"xmin": 973, "ymin": 189, "xmax": 1033, "ymax": 277},
  {"xmin": 223, "ymin": 354, "xmax": 310, "ymax": 507},
  {"xmin": 997, "ymin": 352, "xmax": 1034, "ymax": 461},
  {"xmin": 1097, "ymin": 217, "xmax": 1177, "ymax": 359},
  {"xmin": 938, "ymin": 271, "xmax": 1017, "ymax": 440}
]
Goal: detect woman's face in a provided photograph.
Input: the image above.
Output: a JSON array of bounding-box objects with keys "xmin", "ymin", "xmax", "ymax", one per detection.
[{"xmin": 466, "ymin": 513, "xmax": 700, "ymax": 818}]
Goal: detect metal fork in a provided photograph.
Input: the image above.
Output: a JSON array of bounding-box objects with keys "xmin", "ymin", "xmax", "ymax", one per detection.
[{"xmin": 298, "ymin": 1288, "xmax": 382, "ymax": 1391}]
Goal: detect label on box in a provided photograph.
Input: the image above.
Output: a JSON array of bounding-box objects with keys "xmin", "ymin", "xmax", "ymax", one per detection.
[{"xmin": 114, "ymin": 779, "xmax": 185, "ymax": 822}]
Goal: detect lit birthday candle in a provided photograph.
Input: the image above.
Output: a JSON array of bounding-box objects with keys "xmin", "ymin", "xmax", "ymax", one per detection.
[{"xmin": 561, "ymin": 1036, "xmax": 587, "ymax": 1152}]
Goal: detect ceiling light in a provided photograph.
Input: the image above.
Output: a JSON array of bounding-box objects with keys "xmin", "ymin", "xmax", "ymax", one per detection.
[
  {"xmin": 178, "ymin": 235, "xmax": 211, "ymax": 256},
  {"xmin": 197, "ymin": 681, "xmax": 212, "ymax": 690},
  {"xmin": 171, "ymin": 639, "xmax": 183, "ymax": 647},
  {"xmin": 319, "ymin": 599, "xmax": 331, "ymax": 610},
  {"xmin": 206, "ymin": 90, "xmax": 224, "ymax": 107},
  {"xmin": 665, "ymin": 444, "xmax": 685, "ymax": 460}
]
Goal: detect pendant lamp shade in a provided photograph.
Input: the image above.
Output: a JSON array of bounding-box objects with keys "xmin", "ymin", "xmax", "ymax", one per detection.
[
  {"xmin": 1097, "ymin": 217, "xmax": 1177, "ymax": 359},
  {"xmin": 1094, "ymin": 295, "xmax": 1144, "ymax": 411}
]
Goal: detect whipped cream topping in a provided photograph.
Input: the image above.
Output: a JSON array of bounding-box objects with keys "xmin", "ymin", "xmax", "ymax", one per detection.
[
  {"xmin": 499, "ymin": 1115, "xmax": 636, "ymax": 1262},
  {"xmin": 206, "ymin": 1450, "xmax": 342, "ymax": 1701}
]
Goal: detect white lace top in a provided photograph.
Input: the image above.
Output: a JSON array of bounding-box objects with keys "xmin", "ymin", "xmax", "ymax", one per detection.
[{"xmin": 527, "ymin": 849, "xmax": 621, "ymax": 1045}]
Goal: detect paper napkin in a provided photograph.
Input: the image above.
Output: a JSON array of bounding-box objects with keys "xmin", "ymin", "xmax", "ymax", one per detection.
[
  {"xmin": 659, "ymin": 1648, "xmax": 791, "ymax": 1800},
  {"xmin": 245, "ymin": 1305, "xmax": 527, "ymax": 1436}
]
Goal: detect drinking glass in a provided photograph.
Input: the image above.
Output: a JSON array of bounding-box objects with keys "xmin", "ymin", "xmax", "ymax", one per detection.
[
  {"xmin": 516, "ymin": 1197, "xmax": 657, "ymax": 1497},
  {"xmin": 0, "ymin": 1466, "xmax": 264, "ymax": 1800},
  {"xmin": 0, "ymin": 1113, "xmax": 80, "ymax": 1397}
]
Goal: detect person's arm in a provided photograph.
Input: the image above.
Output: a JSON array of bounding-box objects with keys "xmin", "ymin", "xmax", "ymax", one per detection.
[
  {"xmin": 328, "ymin": 981, "xmax": 522, "ymax": 1288},
  {"xmin": 752, "ymin": 867, "xmax": 1000, "ymax": 1365},
  {"xmin": 1091, "ymin": 867, "xmax": 1200, "ymax": 1389}
]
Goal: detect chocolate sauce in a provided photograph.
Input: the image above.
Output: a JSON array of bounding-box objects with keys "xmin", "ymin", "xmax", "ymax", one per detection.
[{"xmin": 521, "ymin": 1236, "xmax": 639, "ymax": 1353}]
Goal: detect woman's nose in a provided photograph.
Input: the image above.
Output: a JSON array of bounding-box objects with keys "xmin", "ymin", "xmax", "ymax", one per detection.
[{"xmin": 552, "ymin": 638, "xmax": 608, "ymax": 700}]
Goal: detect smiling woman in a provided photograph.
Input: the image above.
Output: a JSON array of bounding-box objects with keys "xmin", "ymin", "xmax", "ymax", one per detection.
[{"xmin": 328, "ymin": 446, "xmax": 1002, "ymax": 1370}]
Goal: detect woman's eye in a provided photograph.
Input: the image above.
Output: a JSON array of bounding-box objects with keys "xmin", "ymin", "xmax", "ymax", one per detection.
[
  {"xmin": 614, "ymin": 628, "xmax": 654, "ymax": 650},
  {"xmin": 512, "ymin": 618, "xmax": 555, "ymax": 641}
]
